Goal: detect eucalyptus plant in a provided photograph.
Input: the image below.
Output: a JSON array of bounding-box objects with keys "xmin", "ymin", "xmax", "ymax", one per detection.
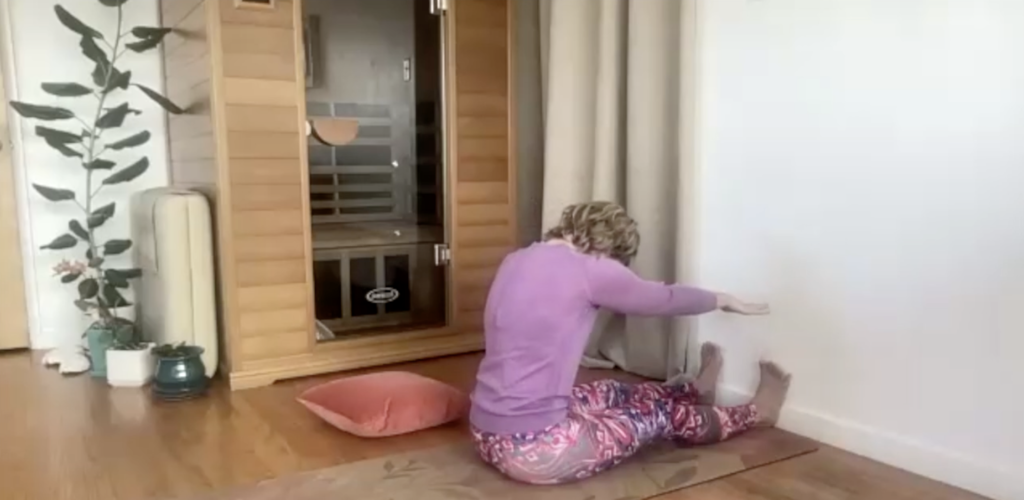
[{"xmin": 9, "ymin": 1, "xmax": 183, "ymax": 346}]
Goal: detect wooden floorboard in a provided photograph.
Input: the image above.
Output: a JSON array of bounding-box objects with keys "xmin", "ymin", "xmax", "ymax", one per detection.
[{"xmin": 0, "ymin": 350, "xmax": 988, "ymax": 500}]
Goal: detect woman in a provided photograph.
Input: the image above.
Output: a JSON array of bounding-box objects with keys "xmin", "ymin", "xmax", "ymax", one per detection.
[{"xmin": 469, "ymin": 201, "xmax": 791, "ymax": 485}]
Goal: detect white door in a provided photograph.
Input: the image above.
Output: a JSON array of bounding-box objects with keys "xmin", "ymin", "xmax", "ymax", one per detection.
[{"xmin": 0, "ymin": 66, "xmax": 29, "ymax": 350}]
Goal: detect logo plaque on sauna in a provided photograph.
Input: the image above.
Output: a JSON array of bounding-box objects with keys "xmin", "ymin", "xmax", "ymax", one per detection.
[{"xmin": 366, "ymin": 287, "xmax": 400, "ymax": 304}]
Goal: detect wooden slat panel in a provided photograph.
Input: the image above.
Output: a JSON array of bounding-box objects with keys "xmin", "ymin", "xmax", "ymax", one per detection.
[
  {"xmin": 459, "ymin": 138, "xmax": 507, "ymax": 160},
  {"xmin": 457, "ymin": 182, "xmax": 509, "ymax": 204},
  {"xmin": 230, "ymin": 158, "xmax": 302, "ymax": 185},
  {"xmin": 235, "ymin": 235, "xmax": 306, "ymax": 262},
  {"xmin": 309, "ymin": 165, "xmax": 394, "ymax": 175},
  {"xmin": 457, "ymin": 245, "xmax": 509, "ymax": 269},
  {"xmin": 458, "ymin": 286, "xmax": 489, "ymax": 313},
  {"xmin": 226, "ymin": 131, "xmax": 300, "ymax": 159},
  {"xmin": 457, "ymin": 203, "xmax": 510, "ymax": 226},
  {"xmin": 223, "ymin": 53, "xmax": 295, "ymax": 81},
  {"xmin": 221, "ymin": 24, "xmax": 294, "ymax": 55},
  {"xmin": 458, "ymin": 117, "xmax": 507, "ymax": 137},
  {"xmin": 456, "ymin": 310, "xmax": 484, "ymax": 331},
  {"xmin": 219, "ymin": 0, "xmax": 294, "ymax": 28},
  {"xmin": 450, "ymin": 0, "xmax": 514, "ymax": 333},
  {"xmin": 231, "ymin": 184, "xmax": 302, "ymax": 210},
  {"xmin": 458, "ymin": 160, "xmax": 507, "ymax": 182},
  {"xmin": 309, "ymin": 184, "xmax": 400, "ymax": 194},
  {"xmin": 238, "ymin": 283, "xmax": 308, "ymax": 311},
  {"xmin": 453, "ymin": 0, "xmax": 507, "ymax": 27},
  {"xmin": 457, "ymin": 225, "xmax": 514, "ymax": 248},
  {"xmin": 232, "ymin": 184, "xmax": 303, "ymax": 210},
  {"xmin": 239, "ymin": 307, "xmax": 307, "ymax": 337},
  {"xmin": 236, "ymin": 259, "xmax": 306, "ymax": 287},
  {"xmin": 233, "ymin": 209, "xmax": 304, "ymax": 236},
  {"xmin": 223, "ymin": 78, "xmax": 298, "ymax": 106},
  {"xmin": 458, "ymin": 267, "xmax": 499, "ymax": 290},
  {"xmin": 225, "ymin": 105, "xmax": 299, "ymax": 133},
  {"xmin": 309, "ymin": 198, "xmax": 393, "ymax": 210},
  {"xmin": 458, "ymin": 94, "xmax": 508, "ymax": 116},
  {"xmin": 240, "ymin": 331, "xmax": 308, "ymax": 360}
]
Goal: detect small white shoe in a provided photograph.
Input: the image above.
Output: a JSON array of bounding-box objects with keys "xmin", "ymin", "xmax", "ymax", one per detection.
[{"xmin": 41, "ymin": 346, "xmax": 91, "ymax": 375}]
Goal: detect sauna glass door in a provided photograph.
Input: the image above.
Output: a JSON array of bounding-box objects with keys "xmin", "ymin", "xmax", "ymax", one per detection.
[{"xmin": 302, "ymin": 0, "xmax": 448, "ymax": 341}]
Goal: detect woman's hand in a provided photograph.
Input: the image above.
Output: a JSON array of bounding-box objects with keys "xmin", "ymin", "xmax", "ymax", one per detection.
[{"xmin": 716, "ymin": 294, "xmax": 771, "ymax": 315}]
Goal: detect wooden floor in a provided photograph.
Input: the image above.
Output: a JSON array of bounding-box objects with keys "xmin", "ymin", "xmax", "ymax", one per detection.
[{"xmin": 0, "ymin": 350, "xmax": 989, "ymax": 500}]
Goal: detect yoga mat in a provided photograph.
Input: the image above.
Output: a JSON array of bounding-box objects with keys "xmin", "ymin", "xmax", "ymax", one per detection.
[{"xmin": 180, "ymin": 429, "xmax": 817, "ymax": 500}]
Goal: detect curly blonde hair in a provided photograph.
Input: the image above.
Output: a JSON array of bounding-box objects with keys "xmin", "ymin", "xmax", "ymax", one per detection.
[{"xmin": 543, "ymin": 201, "xmax": 639, "ymax": 264}]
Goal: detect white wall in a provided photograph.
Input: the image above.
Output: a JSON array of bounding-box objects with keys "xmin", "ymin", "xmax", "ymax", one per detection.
[
  {"xmin": 695, "ymin": 1, "xmax": 1024, "ymax": 499},
  {"xmin": 2, "ymin": 0, "xmax": 170, "ymax": 349}
]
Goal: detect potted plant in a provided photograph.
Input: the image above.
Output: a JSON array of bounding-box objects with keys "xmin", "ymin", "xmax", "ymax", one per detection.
[
  {"xmin": 105, "ymin": 320, "xmax": 155, "ymax": 387},
  {"xmin": 152, "ymin": 343, "xmax": 209, "ymax": 401},
  {"xmin": 8, "ymin": 1, "xmax": 183, "ymax": 377}
]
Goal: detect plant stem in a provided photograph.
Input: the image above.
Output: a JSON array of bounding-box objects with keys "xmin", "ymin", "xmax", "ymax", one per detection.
[{"xmin": 83, "ymin": 3, "xmax": 125, "ymax": 325}]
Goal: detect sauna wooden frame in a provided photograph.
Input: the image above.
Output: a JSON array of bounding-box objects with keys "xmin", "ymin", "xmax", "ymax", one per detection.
[{"xmin": 159, "ymin": 0, "xmax": 517, "ymax": 389}]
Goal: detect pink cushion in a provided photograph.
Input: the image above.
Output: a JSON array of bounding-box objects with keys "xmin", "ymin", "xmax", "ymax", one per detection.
[{"xmin": 297, "ymin": 371, "xmax": 469, "ymax": 437}]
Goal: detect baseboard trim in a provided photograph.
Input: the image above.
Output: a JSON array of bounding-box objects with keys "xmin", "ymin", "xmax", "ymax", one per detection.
[{"xmin": 718, "ymin": 386, "xmax": 1019, "ymax": 500}]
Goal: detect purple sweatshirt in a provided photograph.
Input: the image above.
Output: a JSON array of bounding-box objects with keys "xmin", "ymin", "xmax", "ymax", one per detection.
[{"xmin": 469, "ymin": 243, "xmax": 720, "ymax": 435}]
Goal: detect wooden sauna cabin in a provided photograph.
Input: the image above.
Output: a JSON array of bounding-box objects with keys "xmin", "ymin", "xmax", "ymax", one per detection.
[{"xmin": 159, "ymin": 0, "xmax": 517, "ymax": 389}]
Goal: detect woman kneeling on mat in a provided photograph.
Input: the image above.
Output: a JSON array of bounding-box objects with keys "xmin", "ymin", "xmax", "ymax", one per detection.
[{"xmin": 469, "ymin": 201, "xmax": 791, "ymax": 485}]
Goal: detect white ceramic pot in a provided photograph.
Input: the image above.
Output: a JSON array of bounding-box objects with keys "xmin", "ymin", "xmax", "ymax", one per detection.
[{"xmin": 106, "ymin": 343, "xmax": 156, "ymax": 388}]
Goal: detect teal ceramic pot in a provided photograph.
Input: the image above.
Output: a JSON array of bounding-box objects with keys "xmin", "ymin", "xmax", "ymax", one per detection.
[
  {"xmin": 85, "ymin": 326, "xmax": 114, "ymax": 378},
  {"xmin": 152, "ymin": 346, "xmax": 209, "ymax": 401}
]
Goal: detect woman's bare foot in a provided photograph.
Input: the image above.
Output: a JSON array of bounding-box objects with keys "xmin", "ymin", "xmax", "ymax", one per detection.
[
  {"xmin": 751, "ymin": 361, "xmax": 791, "ymax": 427},
  {"xmin": 694, "ymin": 343, "xmax": 723, "ymax": 405}
]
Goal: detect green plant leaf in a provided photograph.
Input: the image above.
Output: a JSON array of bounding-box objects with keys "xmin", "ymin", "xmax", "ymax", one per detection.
[
  {"xmin": 36, "ymin": 125, "xmax": 81, "ymax": 145},
  {"xmin": 132, "ymin": 27, "xmax": 172, "ymax": 39},
  {"xmin": 133, "ymin": 84, "xmax": 184, "ymax": 114},
  {"xmin": 37, "ymin": 127, "xmax": 84, "ymax": 157},
  {"xmin": 42, "ymin": 137, "xmax": 83, "ymax": 158},
  {"xmin": 84, "ymin": 158, "xmax": 115, "ymax": 170},
  {"xmin": 96, "ymin": 103, "xmax": 140, "ymax": 128},
  {"xmin": 101, "ymin": 284, "xmax": 131, "ymax": 308},
  {"xmin": 103, "ymin": 239, "xmax": 132, "ymax": 255},
  {"xmin": 107, "ymin": 130, "xmax": 150, "ymax": 150},
  {"xmin": 80, "ymin": 35, "xmax": 109, "ymax": 68},
  {"xmin": 60, "ymin": 272, "xmax": 81, "ymax": 284},
  {"xmin": 86, "ymin": 248, "xmax": 94, "ymax": 260},
  {"xmin": 55, "ymin": 5, "xmax": 102, "ymax": 39},
  {"xmin": 91, "ymin": 63, "xmax": 108, "ymax": 89},
  {"xmin": 41, "ymin": 82, "xmax": 93, "ymax": 97},
  {"xmin": 78, "ymin": 278, "xmax": 100, "ymax": 300},
  {"xmin": 102, "ymin": 157, "xmax": 148, "ymax": 185},
  {"xmin": 103, "ymin": 68, "xmax": 132, "ymax": 93},
  {"xmin": 99, "ymin": 0, "xmax": 129, "ymax": 6},
  {"xmin": 41, "ymin": 233, "xmax": 77, "ymax": 250},
  {"xmin": 74, "ymin": 299, "xmax": 96, "ymax": 312},
  {"xmin": 10, "ymin": 101, "xmax": 75, "ymax": 121},
  {"xmin": 89, "ymin": 256, "xmax": 104, "ymax": 268},
  {"xmin": 112, "ymin": 322, "xmax": 135, "ymax": 346},
  {"xmin": 69, "ymin": 220, "xmax": 90, "ymax": 240},
  {"xmin": 105, "ymin": 271, "xmax": 128, "ymax": 288},
  {"xmin": 104, "ymin": 268, "xmax": 142, "ymax": 288},
  {"xmin": 32, "ymin": 184, "xmax": 76, "ymax": 202},
  {"xmin": 126, "ymin": 37, "xmax": 163, "ymax": 53},
  {"xmin": 88, "ymin": 202, "xmax": 116, "ymax": 228}
]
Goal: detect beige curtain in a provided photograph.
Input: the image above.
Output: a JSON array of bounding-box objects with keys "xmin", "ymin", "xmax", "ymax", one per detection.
[{"xmin": 515, "ymin": 0, "xmax": 701, "ymax": 380}]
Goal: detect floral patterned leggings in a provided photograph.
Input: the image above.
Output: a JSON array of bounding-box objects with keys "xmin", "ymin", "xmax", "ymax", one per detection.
[{"xmin": 471, "ymin": 379, "xmax": 759, "ymax": 485}]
